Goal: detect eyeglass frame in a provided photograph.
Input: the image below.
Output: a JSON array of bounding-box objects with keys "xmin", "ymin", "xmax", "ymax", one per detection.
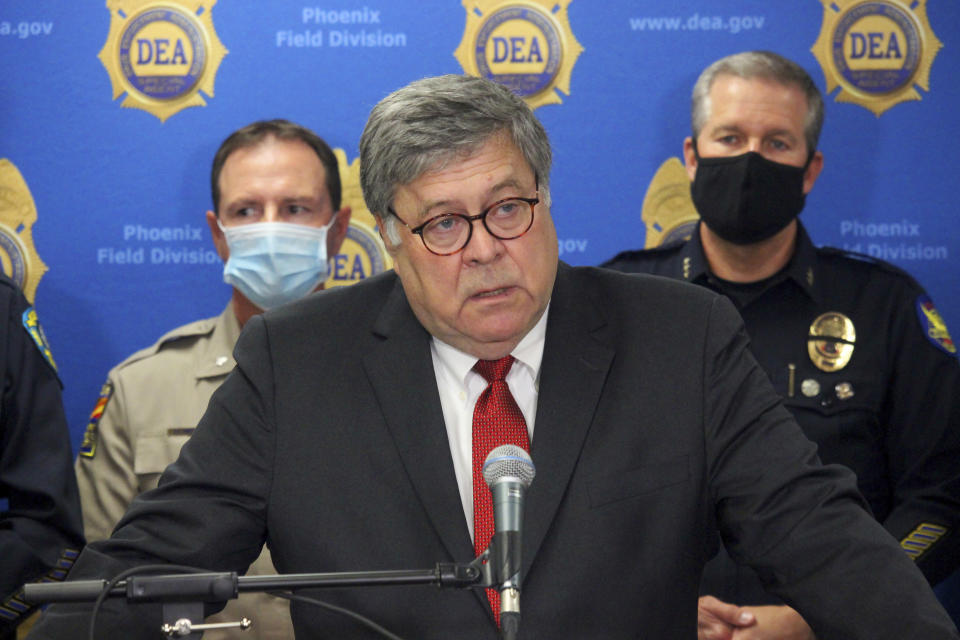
[{"xmin": 386, "ymin": 182, "xmax": 540, "ymax": 256}]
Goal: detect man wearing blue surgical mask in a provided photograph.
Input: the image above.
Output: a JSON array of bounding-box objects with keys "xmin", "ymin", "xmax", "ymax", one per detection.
[
  {"xmin": 603, "ymin": 51, "xmax": 960, "ymax": 640},
  {"xmin": 74, "ymin": 120, "xmax": 350, "ymax": 639},
  {"xmin": 207, "ymin": 121, "xmax": 350, "ymax": 319}
]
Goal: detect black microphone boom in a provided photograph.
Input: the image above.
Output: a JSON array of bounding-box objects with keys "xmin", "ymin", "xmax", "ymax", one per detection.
[{"xmin": 482, "ymin": 444, "xmax": 535, "ymax": 640}]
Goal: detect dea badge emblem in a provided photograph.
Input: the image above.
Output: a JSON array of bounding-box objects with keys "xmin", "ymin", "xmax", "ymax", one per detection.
[
  {"xmin": 811, "ymin": 0, "xmax": 942, "ymax": 116},
  {"xmin": 0, "ymin": 159, "xmax": 49, "ymax": 303},
  {"xmin": 98, "ymin": 0, "xmax": 228, "ymax": 122},
  {"xmin": 324, "ymin": 149, "xmax": 393, "ymax": 289},
  {"xmin": 454, "ymin": 0, "xmax": 583, "ymax": 109},
  {"xmin": 642, "ymin": 158, "xmax": 699, "ymax": 249}
]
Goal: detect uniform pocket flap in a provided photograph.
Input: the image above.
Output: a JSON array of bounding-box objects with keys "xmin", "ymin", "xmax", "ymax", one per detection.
[{"xmin": 133, "ymin": 430, "xmax": 194, "ymax": 475}]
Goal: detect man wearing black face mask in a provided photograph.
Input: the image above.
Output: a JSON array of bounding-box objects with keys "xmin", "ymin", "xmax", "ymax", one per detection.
[{"xmin": 603, "ymin": 51, "xmax": 960, "ymax": 640}]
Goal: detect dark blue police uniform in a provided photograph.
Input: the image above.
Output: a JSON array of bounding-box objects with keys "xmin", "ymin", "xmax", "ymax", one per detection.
[
  {"xmin": 603, "ymin": 222, "xmax": 960, "ymax": 603},
  {"xmin": 0, "ymin": 275, "xmax": 83, "ymax": 638}
]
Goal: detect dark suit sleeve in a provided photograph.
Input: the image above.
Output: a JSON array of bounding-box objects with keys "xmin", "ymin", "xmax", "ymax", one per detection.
[
  {"xmin": 0, "ymin": 283, "xmax": 84, "ymax": 627},
  {"xmin": 26, "ymin": 314, "xmax": 277, "ymax": 639},
  {"xmin": 701, "ymin": 294, "xmax": 958, "ymax": 638}
]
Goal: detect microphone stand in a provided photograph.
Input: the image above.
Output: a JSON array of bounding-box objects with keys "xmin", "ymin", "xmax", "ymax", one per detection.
[
  {"xmin": 488, "ymin": 531, "xmax": 522, "ymax": 640},
  {"xmin": 23, "ymin": 554, "xmax": 494, "ymax": 639}
]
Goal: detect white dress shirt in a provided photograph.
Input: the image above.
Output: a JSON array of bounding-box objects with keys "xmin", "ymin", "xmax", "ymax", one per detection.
[{"xmin": 431, "ymin": 304, "xmax": 549, "ymax": 542}]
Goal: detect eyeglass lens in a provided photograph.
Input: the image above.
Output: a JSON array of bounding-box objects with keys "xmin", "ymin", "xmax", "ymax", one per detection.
[{"xmin": 421, "ymin": 198, "xmax": 534, "ymax": 253}]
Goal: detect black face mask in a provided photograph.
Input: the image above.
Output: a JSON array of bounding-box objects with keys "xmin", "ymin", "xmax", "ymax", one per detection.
[{"xmin": 691, "ymin": 150, "xmax": 808, "ymax": 245}]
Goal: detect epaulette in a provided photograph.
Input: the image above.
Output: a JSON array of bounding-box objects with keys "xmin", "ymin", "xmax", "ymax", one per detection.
[
  {"xmin": 817, "ymin": 246, "xmax": 919, "ymax": 283},
  {"xmin": 641, "ymin": 238, "xmax": 687, "ymax": 255},
  {"xmin": 114, "ymin": 316, "xmax": 218, "ymax": 370},
  {"xmin": 602, "ymin": 239, "xmax": 685, "ymax": 266}
]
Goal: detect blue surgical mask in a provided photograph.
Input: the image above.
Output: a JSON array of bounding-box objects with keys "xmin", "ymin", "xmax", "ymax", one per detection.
[{"xmin": 219, "ymin": 216, "xmax": 337, "ymax": 310}]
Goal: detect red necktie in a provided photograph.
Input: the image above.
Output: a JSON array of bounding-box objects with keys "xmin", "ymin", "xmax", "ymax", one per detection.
[{"xmin": 472, "ymin": 355, "xmax": 530, "ymax": 624}]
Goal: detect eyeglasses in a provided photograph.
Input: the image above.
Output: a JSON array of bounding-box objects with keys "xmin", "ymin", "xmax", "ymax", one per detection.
[{"xmin": 388, "ymin": 193, "xmax": 539, "ymax": 256}]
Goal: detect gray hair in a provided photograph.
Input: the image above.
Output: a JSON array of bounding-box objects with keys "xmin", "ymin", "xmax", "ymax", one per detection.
[
  {"xmin": 691, "ymin": 51, "xmax": 824, "ymax": 155},
  {"xmin": 359, "ymin": 74, "xmax": 552, "ymax": 227}
]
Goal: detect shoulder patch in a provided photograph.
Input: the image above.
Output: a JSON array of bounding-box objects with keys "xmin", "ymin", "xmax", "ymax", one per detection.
[
  {"xmin": 79, "ymin": 382, "xmax": 113, "ymax": 459},
  {"xmin": 21, "ymin": 307, "xmax": 57, "ymax": 373},
  {"xmin": 916, "ymin": 295, "xmax": 957, "ymax": 356}
]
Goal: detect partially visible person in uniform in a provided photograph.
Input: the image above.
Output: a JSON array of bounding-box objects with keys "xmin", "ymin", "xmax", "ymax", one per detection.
[
  {"xmin": 0, "ymin": 275, "xmax": 84, "ymax": 640},
  {"xmin": 73, "ymin": 119, "xmax": 351, "ymax": 639},
  {"xmin": 603, "ymin": 50, "xmax": 960, "ymax": 639}
]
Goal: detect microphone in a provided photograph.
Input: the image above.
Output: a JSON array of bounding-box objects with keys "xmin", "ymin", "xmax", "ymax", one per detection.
[{"xmin": 482, "ymin": 444, "xmax": 535, "ymax": 639}]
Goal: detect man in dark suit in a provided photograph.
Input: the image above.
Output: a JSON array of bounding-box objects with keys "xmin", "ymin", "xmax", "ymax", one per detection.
[{"xmin": 28, "ymin": 74, "xmax": 959, "ymax": 639}]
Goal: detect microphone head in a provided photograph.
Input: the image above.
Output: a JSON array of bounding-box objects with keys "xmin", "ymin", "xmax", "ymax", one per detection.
[{"xmin": 483, "ymin": 444, "xmax": 535, "ymax": 489}]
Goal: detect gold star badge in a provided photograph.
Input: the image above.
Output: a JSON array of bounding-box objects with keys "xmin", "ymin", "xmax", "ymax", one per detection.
[
  {"xmin": 811, "ymin": 0, "xmax": 942, "ymax": 116},
  {"xmin": 0, "ymin": 159, "xmax": 48, "ymax": 302},
  {"xmin": 454, "ymin": 0, "xmax": 583, "ymax": 110},
  {"xmin": 98, "ymin": 0, "xmax": 228, "ymax": 122},
  {"xmin": 323, "ymin": 150, "xmax": 393, "ymax": 289}
]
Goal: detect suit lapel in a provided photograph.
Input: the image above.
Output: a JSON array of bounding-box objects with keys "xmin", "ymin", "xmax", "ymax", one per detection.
[
  {"xmin": 361, "ymin": 267, "xmax": 614, "ymax": 616},
  {"xmin": 524, "ymin": 265, "xmax": 614, "ymax": 576},
  {"xmin": 362, "ymin": 279, "xmax": 476, "ymax": 565}
]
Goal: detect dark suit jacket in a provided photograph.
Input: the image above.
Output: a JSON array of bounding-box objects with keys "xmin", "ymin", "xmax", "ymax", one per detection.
[{"xmin": 29, "ymin": 264, "xmax": 957, "ymax": 639}]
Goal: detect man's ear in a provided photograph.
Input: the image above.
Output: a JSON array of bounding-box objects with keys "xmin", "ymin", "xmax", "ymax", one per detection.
[
  {"xmin": 206, "ymin": 210, "xmax": 229, "ymax": 261},
  {"xmin": 803, "ymin": 151, "xmax": 824, "ymax": 195},
  {"xmin": 682, "ymin": 136, "xmax": 698, "ymax": 182},
  {"xmin": 327, "ymin": 206, "xmax": 352, "ymax": 256},
  {"xmin": 374, "ymin": 214, "xmax": 400, "ymax": 256}
]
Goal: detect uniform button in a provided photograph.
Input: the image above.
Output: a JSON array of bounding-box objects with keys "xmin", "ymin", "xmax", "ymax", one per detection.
[{"xmin": 215, "ymin": 356, "xmax": 229, "ymax": 366}]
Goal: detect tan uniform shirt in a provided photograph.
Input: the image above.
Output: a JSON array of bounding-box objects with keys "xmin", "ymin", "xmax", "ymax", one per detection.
[{"xmin": 75, "ymin": 303, "xmax": 292, "ymax": 639}]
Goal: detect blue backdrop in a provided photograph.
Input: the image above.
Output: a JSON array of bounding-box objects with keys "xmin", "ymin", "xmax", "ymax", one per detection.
[{"xmin": 2, "ymin": 0, "xmax": 958, "ymax": 603}]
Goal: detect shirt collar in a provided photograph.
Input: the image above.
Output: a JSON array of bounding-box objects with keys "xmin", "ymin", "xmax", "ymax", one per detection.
[
  {"xmin": 195, "ymin": 302, "xmax": 242, "ymax": 380},
  {"xmin": 432, "ymin": 301, "xmax": 550, "ymax": 387},
  {"xmin": 683, "ymin": 221, "xmax": 821, "ymax": 304},
  {"xmin": 676, "ymin": 222, "xmax": 712, "ymax": 284},
  {"xmin": 785, "ymin": 221, "xmax": 821, "ymax": 304}
]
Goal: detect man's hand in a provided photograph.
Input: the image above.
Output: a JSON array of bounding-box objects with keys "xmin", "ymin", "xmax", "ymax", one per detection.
[
  {"xmin": 698, "ymin": 596, "xmax": 816, "ymax": 640},
  {"xmin": 698, "ymin": 595, "xmax": 756, "ymax": 640},
  {"xmin": 731, "ymin": 605, "xmax": 815, "ymax": 640}
]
